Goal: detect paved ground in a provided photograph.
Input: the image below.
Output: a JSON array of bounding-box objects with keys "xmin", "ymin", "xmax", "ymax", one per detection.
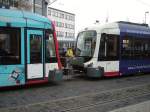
[
  {"xmin": 1, "ymin": 74, "xmax": 150, "ymax": 111},
  {"xmin": 110, "ymin": 100, "xmax": 150, "ymax": 112}
]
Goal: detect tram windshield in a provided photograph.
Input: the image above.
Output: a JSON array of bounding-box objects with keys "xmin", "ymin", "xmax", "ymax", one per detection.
[{"xmin": 76, "ymin": 30, "xmax": 97, "ymax": 57}]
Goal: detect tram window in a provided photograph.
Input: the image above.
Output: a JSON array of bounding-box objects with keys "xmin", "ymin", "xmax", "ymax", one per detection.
[
  {"xmin": 98, "ymin": 34, "xmax": 106, "ymax": 60},
  {"xmin": 121, "ymin": 36, "xmax": 150, "ymax": 59},
  {"xmin": 107, "ymin": 36, "xmax": 119, "ymax": 60},
  {"xmin": 98, "ymin": 34, "xmax": 119, "ymax": 61},
  {"xmin": 45, "ymin": 31, "xmax": 57, "ymax": 63},
  {"xmin": 133, "ymin": 39, "xmax": 144, "ymax": 59},
  {"xmin": 144, "ymin": 40, "xmax": 150, "ymax": 58},
  {"xmin": 0, "ymin": 28, "xmax": 21, "ymax": 65},
  {"xmin": 121, "ymin": 37, "xmax": 133, "ymax": 59},
  {"xmin": 30, "ymin": 35, "xmax": 42, "ymax": 63}
]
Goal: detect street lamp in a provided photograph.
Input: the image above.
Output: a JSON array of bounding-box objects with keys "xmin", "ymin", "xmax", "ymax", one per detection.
[{"xmin": 145, "ymin": 11, "xmax": 149, "ymax": 24}]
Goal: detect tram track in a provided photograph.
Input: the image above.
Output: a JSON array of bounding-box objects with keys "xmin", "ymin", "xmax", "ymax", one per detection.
[
  {"xmin": 58, "ymin": 83, "xmax": 150, "ymax": 112},
  {"xmin": 1, "ymin": 82, "xmax": 150, "ymax": 112},
  {"xmin": 64, "ymin": 89, "xmax": 150, "ymax": 112}
]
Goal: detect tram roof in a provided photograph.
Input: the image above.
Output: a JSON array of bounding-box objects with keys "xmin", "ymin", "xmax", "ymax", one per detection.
[
  {"xmin": 117, "ymin": 21, "xmax": 150, "ymax": 36},
  {"xmin": 81, "ymin": 21, "xmax": 150, "ymax": 36},
  {"xmin": 0, "ymin": 8, "xmax": 52, "ymax": 29}
]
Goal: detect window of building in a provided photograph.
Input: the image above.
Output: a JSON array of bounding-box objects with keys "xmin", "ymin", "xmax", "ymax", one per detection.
[
  {"xmin": 48, "ymin": 9, "xmax": 51, "ymax": 15},
  {"xmin": 69, "ymin": 16, "xmax": 72, "ymax": 21},
  {"xmin": 72, "ymin": 33, "xmax": 74, "ymax": 38},
  {"xmin": 1, "ymin": 0, "xmax": 9, "ymax": 5},
  {"xmin": 65, "ymin": 15, "xmax": 69, "ymax": 20},
  {"xmin": 56, "ymin": 31, "xmax": 64, "ymax": 37},
  {"xmin": 65, "ymin": 32, "xmax": 68, "ymax": 37},
  {"xmin": 57, "ymin": 22, "xmax": 59, "ymax": 27},
  {"xmin": 52, "ymin": 10, "xmax": 55, "ymax": 16},
  {"xmin": 70, "ymin": 25, "xmax": 74, "ymax": 29},
  {"xmin": 55, "ymin": 11, "xmax": 58, "ymax": 17},
  {"xmin": 65, "ymin": 32, "xmax": 74, "ymax": 38},
  {"xmin": 35, "ymin": 5, "xmax": 42, "ymax": 15},
  {"xmin": 64, "ymin": 14, "xmax": 75, "ymax": 21},
  {"xmin": 0, "ymin": 28, "xmax": 21, "ymax": 65},
  {"xmin": 72, "ymin": 16, "xmax": 75, "ymax": 21},
  {"xmin": 58, "ymin": 12, "xmax": 61, "ymax": 18},
  {"xmin": 35, "ymin": 0, "xmax": 42, "ymax": 5},
  {"xmin": 0, "ymin": 0, "xmax": 19, "ymax": 7},
  {"xmin": 65, "ymin": 23, "xmax": 67, "ymax": 28},
  {"xmin": 60, "ymin": 13, "xmax": 64, "ymax": 18},
  {"xmin": 61, "ymin": 23, "xmax": 64, "ymax": 27},
  {"xmin": 56, "ymin": 22, "xmax": 64, "ymax": 28},
  {"xmin": 64, "ymin": 23, "xmax": 73, "ymax": 29}
]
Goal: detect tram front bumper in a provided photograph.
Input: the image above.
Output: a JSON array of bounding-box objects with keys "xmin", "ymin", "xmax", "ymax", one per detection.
[
  {"xmin": 48, "ymin": 69, "xmax": 63, "ymax": 82},
  {"xmin": 86, "ymin": 67, "xmax": 104, "ymax": 78}
]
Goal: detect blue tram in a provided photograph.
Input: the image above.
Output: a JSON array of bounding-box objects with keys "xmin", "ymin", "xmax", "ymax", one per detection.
[
  {"xmin": 0, "ymin": 8, "xmax": 62, "ymax": 87},
  {"xmin": 72, "ymin": 21, "xmax": 150, "ymax": 77}
]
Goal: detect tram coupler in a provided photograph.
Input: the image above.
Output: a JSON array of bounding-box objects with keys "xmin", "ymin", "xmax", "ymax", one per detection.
[
  {"xmin": 48, "ymin": 69, "xmax": 63, "ymax": 82},
  {"xmin": 86, "ymin": 66, "xmax": 104, "ymax": 78}
]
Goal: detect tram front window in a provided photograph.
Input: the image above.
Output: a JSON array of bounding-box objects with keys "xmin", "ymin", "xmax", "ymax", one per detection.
[
  {"xmin": 76, "ymin": 30, "xmax": 96, "ymax": 57},
  {"xmin": 45, "ymin": 31, "xmax": 57, "ymax": 63}
]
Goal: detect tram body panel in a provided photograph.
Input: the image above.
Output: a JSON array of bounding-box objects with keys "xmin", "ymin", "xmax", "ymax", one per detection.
[{"xmin": 0, "ymin": 65, "xmax": 25, "ymax": 87}]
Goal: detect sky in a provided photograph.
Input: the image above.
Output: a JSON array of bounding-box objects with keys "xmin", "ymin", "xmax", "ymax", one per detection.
[{"xmin": 50, "ymin": 0, "xmax": 150, "ymax": 35}]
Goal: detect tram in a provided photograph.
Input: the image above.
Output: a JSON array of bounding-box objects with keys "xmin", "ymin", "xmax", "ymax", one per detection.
[
  {"xmin": 72, "ymin": 21, "xmax": 150, "ymax": 77},
  {"xmin": 0, "ymin": 8, "xmax": 63, "ymax": 88}
]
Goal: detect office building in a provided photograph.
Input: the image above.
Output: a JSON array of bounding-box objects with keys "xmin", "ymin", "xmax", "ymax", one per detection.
[{"xmin": 48, "ymin": 7, "xmax": 75, "ymax": 49}]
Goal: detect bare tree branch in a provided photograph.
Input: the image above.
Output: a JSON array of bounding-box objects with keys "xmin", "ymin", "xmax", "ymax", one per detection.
[{"xmin": 17, "ymin": 0, "xmax": 32, "ymax": 11}]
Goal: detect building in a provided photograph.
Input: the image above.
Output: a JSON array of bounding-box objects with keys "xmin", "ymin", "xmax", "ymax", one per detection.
[
  {"xmin": 33, "ymin": 0, "xmax": 49, "ymax": 16},
  {"xmin": 48, "ymin": 7, "xmax": 75, "ymax": 50},
  {"xmin": 0, "ymin": 0, "xmax": 49, "ymax": 16}
]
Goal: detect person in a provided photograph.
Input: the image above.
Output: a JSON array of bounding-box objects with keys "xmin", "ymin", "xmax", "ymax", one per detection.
[
  {"xmin": 65, "ymin": 47, "xmax": 74, "ymax": 69},
  {"xmin": 65, "ymin": 47, "xmax": 74, "ymax": 78},
  {"xmin": 66, "ymin": 47, "xmax": 74, "ymax": 57}
]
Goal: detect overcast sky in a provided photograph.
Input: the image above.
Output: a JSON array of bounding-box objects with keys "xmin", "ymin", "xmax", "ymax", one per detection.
[{"xmin": 50, "ymin": 0, "xmax": 150, "ymax": 34}]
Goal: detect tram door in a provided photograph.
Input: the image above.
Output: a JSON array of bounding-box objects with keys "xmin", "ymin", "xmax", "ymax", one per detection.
[
  {"xmin": 98, "ymin": 34, "xmax": 119, "ymax": 75},
  {"xmin": 27, "ymin": 30, "xmax": 44, "ymax": 79},
  {"xmin": 105, "ymin": 35, "xmax": 119, "ymax": 73}
]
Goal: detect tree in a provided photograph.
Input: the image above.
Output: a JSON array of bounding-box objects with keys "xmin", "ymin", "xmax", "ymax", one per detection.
[{"xmin": 17, "ymin": 0, "xmax": 32, "ymax": 11}]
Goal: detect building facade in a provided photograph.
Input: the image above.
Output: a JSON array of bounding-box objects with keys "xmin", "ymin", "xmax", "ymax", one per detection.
[
  {"xmin": 48, "ymin": 7, "xmax": 75, "ymax": 50},
  {"xmin": 0, "ymin": 0, "xmax": 49, "ymax": 16}
]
